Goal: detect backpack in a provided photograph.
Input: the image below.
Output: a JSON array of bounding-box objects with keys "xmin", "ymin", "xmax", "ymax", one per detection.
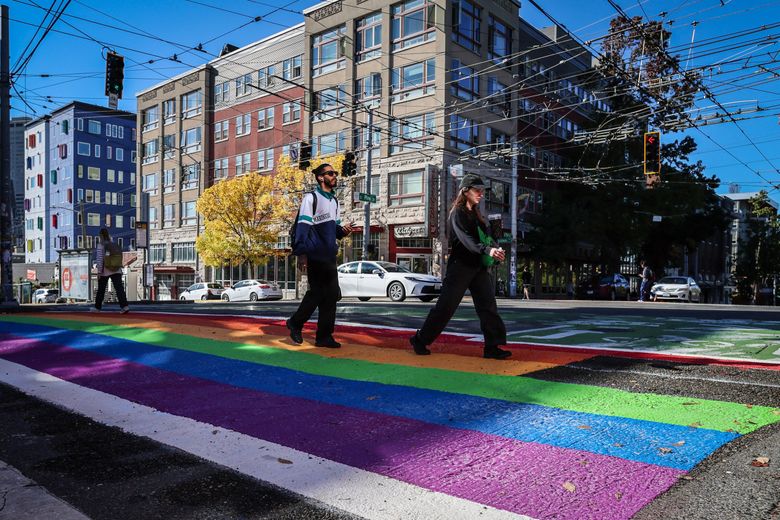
[
  {"xmin": 289, "ymin": 192, "xmax": 317, "ymax": 253},
  {"xmin": 103, "ymin": 241, "xmax": 123, "ymax": 270}
]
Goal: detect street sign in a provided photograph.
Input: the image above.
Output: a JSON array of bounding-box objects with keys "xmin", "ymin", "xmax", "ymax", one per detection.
[
  {"xmin": 358, "ymin": 192, "xmax": 377, "ymax": 203},
  {"xmin": 108, "ymin": 92, "xmax": 118, "ymax": 109}
]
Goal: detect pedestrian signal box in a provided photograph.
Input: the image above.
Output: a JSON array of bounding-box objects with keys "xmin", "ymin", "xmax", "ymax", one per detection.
[{"xmin": 644, "ymin": 131, "xmax": 661, "ymax": 175}]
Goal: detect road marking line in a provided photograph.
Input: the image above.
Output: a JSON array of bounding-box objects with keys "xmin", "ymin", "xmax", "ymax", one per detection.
[{"xmin": 0, "ymin": 358, "xmax": 532, "ymax": 520}]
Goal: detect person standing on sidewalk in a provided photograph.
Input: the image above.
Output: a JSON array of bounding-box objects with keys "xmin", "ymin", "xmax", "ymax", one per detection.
[
  {"xmin": 286, "ymin": 163, "xmax": 353, "ymax": 348},
  {"xmin": 409, "ymin": 174, "xmax": 511, "ymax": 359},
  {"xmin": 93, "ymin": 228, "xmax": 129, "ymax": 313},
  {"xmin": 521, "ymin": 266, "xmax": 532, "ymax": 300},
  {"xmin": 638, "ymin": 260, "xmax": 654, "ymax": 302}
]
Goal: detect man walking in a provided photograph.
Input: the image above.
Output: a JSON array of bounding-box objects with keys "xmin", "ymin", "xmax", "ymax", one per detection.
[
  {"xmin": 638, "ymin": 260, "xmax": 653, "ymax": 302},
  {"xmin": 521, "ymin": 266, "xmax": 532, "ymax": 300},
  {"xmin": 286, "ymin": 164, "xmax": 353, "ymax": 348},
  {"xmin": 93, "ymin": 228, "xmax": 129, "ymax": 313}
]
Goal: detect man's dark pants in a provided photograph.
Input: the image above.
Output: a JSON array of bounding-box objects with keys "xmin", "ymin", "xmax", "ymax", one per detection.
[
  {"xmin": 95, "ymin": 273, "xmax": 128, "ymax": 309},
  {"xmin": 289, "ymin": 259, "xmax": 338, "ymax": 340}
]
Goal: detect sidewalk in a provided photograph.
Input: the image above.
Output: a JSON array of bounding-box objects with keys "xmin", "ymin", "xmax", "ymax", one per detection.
[{"xmin": 0, "ymin": 461, "xmax": 89, "ymax": 520}]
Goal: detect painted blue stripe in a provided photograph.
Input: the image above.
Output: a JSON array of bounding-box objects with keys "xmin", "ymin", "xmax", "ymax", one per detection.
[{"xmin": 1, "ymin": 322, "xmax": 738, "ymax": 470}]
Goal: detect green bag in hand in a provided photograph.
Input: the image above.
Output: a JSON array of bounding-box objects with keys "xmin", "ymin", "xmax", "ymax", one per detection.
[{"xmin": 477, "ymin": 226, "xmax": 496, "ymax": 267}]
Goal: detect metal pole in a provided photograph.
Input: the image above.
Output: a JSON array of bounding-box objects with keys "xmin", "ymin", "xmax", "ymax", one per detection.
[
  {"xmin": 361, "ymin": 107, "xmax": 373, "ymax": 260},
  {"xmin": 509, "ymin": 139, "xmax": 518, "ymax": 298},
  {"xmin": 0, "ymin": 5, "xmax": 18, "ymax": 309}
]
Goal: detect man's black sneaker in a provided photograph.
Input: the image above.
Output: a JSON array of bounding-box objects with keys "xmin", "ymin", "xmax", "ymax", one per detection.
[
  {"xmin": 286, "ymin": 319, "xmax": 303, "ymax": 344},
  {"xmin": 483, "ymin": 346, "xmax": 512, "ymax": 360},
  {"xmin": 409, "ymin": 333, "xmax": 431, "ymax": 355},
  {"xmin": 315, "ymin": 337, "xmax": 341, "ymax": 348}
]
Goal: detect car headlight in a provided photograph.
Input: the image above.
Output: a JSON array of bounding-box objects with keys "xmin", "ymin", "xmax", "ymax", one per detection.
[{"xmin": 404, "ymin": 276, "xmax": 430, "ymax": 283}]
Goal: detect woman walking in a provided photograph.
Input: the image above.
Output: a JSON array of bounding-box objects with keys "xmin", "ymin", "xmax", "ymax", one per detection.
[{"xmin": 409, "ymin": 174, "xmax": 511, "ymax": 359}]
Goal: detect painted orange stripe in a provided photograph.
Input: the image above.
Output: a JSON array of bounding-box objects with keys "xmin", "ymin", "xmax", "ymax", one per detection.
[{"xmin": 39, "ymin": 313, "xmax": 588, "ymax": 376}]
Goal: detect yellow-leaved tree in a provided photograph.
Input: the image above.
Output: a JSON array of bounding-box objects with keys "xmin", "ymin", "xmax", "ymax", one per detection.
[{"xmin": 196, "ymin": 153, "xmax": 347, "ymax": 275}]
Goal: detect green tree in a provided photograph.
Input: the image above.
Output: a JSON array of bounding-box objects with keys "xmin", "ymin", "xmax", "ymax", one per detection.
[{"xmin": 734, "ymin": 191, "xmax": 780, "ymax": 302}]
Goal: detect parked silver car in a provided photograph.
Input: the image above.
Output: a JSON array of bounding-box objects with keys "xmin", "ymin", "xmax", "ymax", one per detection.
[
  {"xmin": 180, "ymin": 282, "xmax": 224, "ymax": 301},
  {"xmin": 338, "ymin": 261, "xmax": 441, "ymax": 302},
  {"xmin": 651, "ymin": 277, "xmax": 702, "ymax": 303},
  {"xmin": 33, "ymin": 288, "xmax": 59, "ymax": 303},
  {"xmin": 221, "ymin": 279, "xmax": 283, "ymax": 302}
]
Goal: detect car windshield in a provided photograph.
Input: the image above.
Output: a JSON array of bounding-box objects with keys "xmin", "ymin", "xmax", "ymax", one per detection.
[
  {"xmin": 658, "ymin": 277, "xmax": 688, "ymax": 285},
  {"xmin": 376, "ymin": 262, "xmax": 411, "ymax": 273}
]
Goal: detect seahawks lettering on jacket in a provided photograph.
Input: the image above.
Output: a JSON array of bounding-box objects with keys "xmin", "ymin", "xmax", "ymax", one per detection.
[{"xmin": 291, "ymin": 188, "xmax": 347, "ymax": 262}]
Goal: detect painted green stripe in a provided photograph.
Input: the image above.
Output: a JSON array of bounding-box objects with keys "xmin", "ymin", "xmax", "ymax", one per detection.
[{"xmin": 3, "ymin": 316, "xmax": 778, "ymax": 434}]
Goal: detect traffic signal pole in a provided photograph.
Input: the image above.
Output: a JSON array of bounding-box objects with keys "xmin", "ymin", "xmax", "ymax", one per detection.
[{"xmin": 361, "ymin": 107, "xmax": 373, "ymax": 260}]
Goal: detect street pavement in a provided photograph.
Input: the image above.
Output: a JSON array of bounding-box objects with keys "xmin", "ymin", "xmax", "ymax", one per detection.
[{"xmin": 0, "ymin": 299, "xmax": 778, "ymax": 519}]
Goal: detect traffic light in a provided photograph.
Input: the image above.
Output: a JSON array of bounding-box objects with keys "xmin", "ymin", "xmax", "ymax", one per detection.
[
  {"xmin": 643, "ymin": 131, "xmax": 661, "ymax": 175},
  {"xmin": 299, "ymin": 141, "xmax": 312, "ymax": 170},
  {"xmin": 105, "ymin": 52, "xmax": 125, "ymax": 99},
  {"xmin": 343, "ymin": 151, "xmax": 357, "ymax": 177}
]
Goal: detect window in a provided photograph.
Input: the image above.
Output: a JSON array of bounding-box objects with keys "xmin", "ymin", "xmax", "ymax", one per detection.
[
  {"xmin": 181, "ymin": 127, "xmax": 202, "ymax": 153},
  {"xmin": 149, "ymin": 207, "xmax": 158, "ymax": 229},
  {"xmin": 50, "ymin": 169, "xmax": 57, "ymax": 184},
  {"xmin": 389, "ymin": 170, "xmax": 424, "ymax": 206},
  {"xmin": 77, "ymin": 118, "xmax": 83, "ymax": 131},
  {"xmin": 114, "ymin": 147, "xmax": 123, "ymax": 161},
  {"xmin": 143, "ymin": 172, "xmax": 158, "ymax": 194},
  {"xmin": 85, "ymin": 189, "xmax": 94, "ymax": 203},
  {"xmin": 391, "ymin": 58, "xmax": 436, "ymax": 103},
  {"xmin": 390, "ymin": 112, "xmax": 436, "ymax": 153},
  {"xmin": 107, "ymin": 146, "xmax": 113, "ymax": 159},
  {"xmin": 487, "ymin": 77, "xmax": 510, "ymax": 114},
  {"xmin": 214, "ymin": 158, "xmax": 228, "ymax": 180},
  {"xmin": 283, "ymin": 54, "xmax": 303, "ymax": 80},
  {"xmin": 118, "ymin": 170, "xmax": 125, "ymax": 183},
  {"xmin": 87, "ymin": 213, "xmax": 100, "ymax": 226},
  {"xmin": 107, "ymin": 169, "xmax": 116, "ymax": 183},
  {"xmin": 356, "ymin": 12, "xmax": 382, "ymax": 61},
  {"xmin": 118, "ymin": 125, "xmax": 124, "ymax": 139},
  {"xmin": 235, "ymin": 153, "xmax": 251, "ymax": 175},
  {"xmin": 486, "ymin": 127, "xmax": 509, "ymax": 164},
  {"xmin": 62, "ymin": 119, "xmax": 69, "ymax": 134},
  {"xmin": 131, "ymin": 151, "xmax": 136, "ymax": 163},
  {"xmin": 391, "ymin": 0, "xmax": 436, "ymax": 50},
  {"xmin": 353, "ymin": 126, "xmax": 381, "ymax": 156},
  {"xmin": 355, "ymin": 73, "xmax": 382, "ymax": 106},
  {"xmin": 313, "ymin": 85, "xmax": 346, "ymax": 121},
  {"xmin": 94, "ymin": 144, "xmax": 101, "ymax": 158},
  {"xmin": 164, "ymin": 204, "xmax": 175, "ymax": 227},
  {"xmin": 282, "ymin": 141, "xmax": 300, "ymax": 159},
  {"xmin": 450, "ymin": 59, "xmax": 479, "ymax": 100},
  {"xmin": 172, "ymin": 241, "xmax": 196, "ymax": 261},
  {"xmin": 485, "ymin": 178, "xmax": 509, "ymax": 214},
  {"xmin": 451, "ymin": 0, "xmax": 480, "ymax": 52},
  {"xmin": 313, "ymin": 130, "xmax": 347, "ymax": 157},
  {"xmin": 163, "ymin": 99, "xmax": 176, "ymax": 125},
  {"xmin": 58, "ymin": 144, "xmax": 68, "ymax": 158},
  {"xmin": 88, "ymin": 120, "xmax": 101, "ymax": 135},
  {"xmin": 257, "ymin": 148, "xmax": 274, "ymax": 171},
  {"xmin": 282, "ymin": 100, "xmax": 301, "ymax": 123},
  {"xmin": 163, "ymin": 168, "xmax": 176, "ymax": 193},
  {"xmin": 214, "ymin": 120, "xmax": 229, "ymax": 141},
  {"xmin": 105, "ymin": 214, "xmax": 112, "ymax": 227},
  {"xmin": 181, "ymin": 163, "xmax": 200, "ymax": 190},
  {"xmin": 180, "ymin": 202, "xmax": 197, "ymax": 226},
  {"xmin": 149, "ymin": 244, "xmax": 166, "ymax": 263},
  {"xmin": 116, "ymin": 215, "xmax": 124, "ymax": 229},
  {"xmin": 312, "ymin": 25, "xmax": 346, "ymax": 77},
  {"xmin": 214, "ymin": 81, "xmax": 230, "ymax": 103},
  {"xmin": 488, "ymin": 16, "xmax": 511, "ymax": 62},
  {"xmin": 235, "ymin": 113, "xmax": 251, "ymax": 136},
  {"xmin": 257, "ymin": 107, "xmax": 274, "ymax": 131},
  {"xmin": 77, "ymin": 142, "xmax": 90, "ymax": 156},
  {"xmin": 235, "ymin": 73, "xmax": 253, "ymax": 96},
  {"xmin": 258, "ymin": 65, "xmax": 275, "ymax": 88},
  {"xmin": 77, "ymin": 188, "xmax": 83, "ymax": 202},
  {"xmin": 449, "ymin": 115, "xmax": 479, "ymax": 151},
  {"xmin": 87, "ymin": 166, "xmax": 101, "ymax": 180},
  {"xmin": 142, "ymin": 106, "xmax": 159, "ymax": 132},
  {"xmin": 181, "ymin": 90, "xmax": 202, "ymax": 118},
  {"xmin": 143, "ymin": 139, "xmax": 159, "ymax": 164},
  {"xmin": 353, "ymin": 174, "xmax": 380, "ymax": 204}
]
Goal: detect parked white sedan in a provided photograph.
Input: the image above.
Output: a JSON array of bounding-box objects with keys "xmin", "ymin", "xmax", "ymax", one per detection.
[
  {"xmin": 651, "ymin": 276, "xmax": 702, "ymax": 303},
  {"xmin": 221, "ymin": 279, "xmax": 283, "ymax": 302},
  {"xmin": 338, "ymin": 261, "xmax": 441, "ymax": 302},
  {"xmin": 180, "ymin": 282, "xmax": 224, "ymax": 301}
]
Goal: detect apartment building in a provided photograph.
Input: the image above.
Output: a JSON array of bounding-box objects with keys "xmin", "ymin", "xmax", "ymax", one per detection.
[
  {"xmin": 303, "ymin": 0, "xmax": 520, "ymax": 276},
  {"xmin": 11, "ymin": 116, "xmax": 31, "ymax": 252},
  {"xmin": 23, "ymin": 102, "xmax": 137, "ymax": 263},
  {"xmin": 136, "ymin": 65, "xmax": 212, "ymax": 299},
  {"xmin": 209, "ymin": 24, "xmax": 306, "ymax": 290}
]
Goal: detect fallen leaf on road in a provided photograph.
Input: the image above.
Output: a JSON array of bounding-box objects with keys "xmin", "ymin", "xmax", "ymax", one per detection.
[
  {"xmin": 745, "ymin": 404, "xmax": 753, "ymax": 409},
  {"xmin": 682, "ymin": 402, "xmax": 700, "ymax": 406},
  {"xmin": 679, "ymin": 475, "xmax": 693, "ymax": 480},
  {"xmin": 613, "ymin": 443, "xmax": 623, "ymax": 447},
  {"xmin": 689, "ymin": 422, "xmax": 703, "ymax": 428},
  {"xmin": 751, "ymin": 457, "xmax": 770, "ymax": 467},
  {"xmin": 772, "ymin": 410, "xmax": 780, "ymax": 416},
  {"xmin": 578, "ymin": 425, "xmax": 591, "ymax": 430},
  {"xmin": 615, "ymin": 492, "xmax": 623, "ymax": 501},
  {"xmin": 278, "ymin": 458, "xmax": 293, "ymax": 464},
  {"xmin": 659, "ymin": 447, "xmax": 673, "ymax": 454},
  {"xmin": 563, "ymin": 482, "xmax": 576, "ymax": 493},
  {"xmin": 672, "ymin": 441, "xmax": 686, "ymax": 447}
]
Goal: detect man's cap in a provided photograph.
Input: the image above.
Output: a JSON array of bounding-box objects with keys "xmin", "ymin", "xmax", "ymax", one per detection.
[{"xmin": 459, "ymin": 173, "xmax": 486, "ymax": 191}]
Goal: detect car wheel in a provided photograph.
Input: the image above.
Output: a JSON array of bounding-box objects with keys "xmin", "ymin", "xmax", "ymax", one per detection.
[
  {"xmin": 358, "ymin": 297, "xmax": 371, "ymax": 302},
  {"xmin": 249, "ymin": 292, "xmax": 258, "ymax": 302},
  {"xmin": 388, "ymin": 282, "xmax": 406, "ymax": 302},
  {"xmin": 180, "ymin": 296, "xmax": 186, "ymax": 301},
  {"xmin": 419, "ymin": 296, "xmax": 435, "ymax": 302},
  {"xmin": 201, "ymin": 295, "xmax": 208, "ymax": 300},
  {"xmin": 222, "ymin": 294, "xmax": 230, "ymax": 302},
  {"xmin": 610, "ymin": 289, "xmax": 616, "ymax": 301}
]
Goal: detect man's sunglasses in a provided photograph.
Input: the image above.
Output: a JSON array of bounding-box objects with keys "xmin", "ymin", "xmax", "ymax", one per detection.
[{"xmin": 322, "ymin": 170, "xmax": 339, "ymax": 177}]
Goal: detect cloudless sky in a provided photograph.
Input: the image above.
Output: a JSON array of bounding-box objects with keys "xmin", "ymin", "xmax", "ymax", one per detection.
[{"xmin": 7, "ymin": 0, "xmax": 780, "ymax": 200}]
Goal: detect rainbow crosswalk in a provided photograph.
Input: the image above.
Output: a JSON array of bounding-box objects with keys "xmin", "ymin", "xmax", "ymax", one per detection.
[{"xmin": 0, "ymin": 312, "xmax": 777, "ymax": 519}]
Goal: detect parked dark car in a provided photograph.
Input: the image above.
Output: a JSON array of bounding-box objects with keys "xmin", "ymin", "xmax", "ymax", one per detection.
[{"xmin": 577, "ymin": 273, "xmax": 631, "ymax": 300}]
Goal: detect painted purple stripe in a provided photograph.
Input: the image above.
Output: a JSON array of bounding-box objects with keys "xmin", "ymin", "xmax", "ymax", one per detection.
[{"xmin": 0, "ymin": 334, "xmax": 683, "ymax": 519}]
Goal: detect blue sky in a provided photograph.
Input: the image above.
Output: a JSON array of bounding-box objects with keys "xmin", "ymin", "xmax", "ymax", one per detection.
[{"xmin": 8, "ymin": 0, "xmax": 780, "ymax": 198}]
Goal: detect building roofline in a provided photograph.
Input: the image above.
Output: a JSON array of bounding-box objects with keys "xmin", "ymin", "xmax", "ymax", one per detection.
[
  {"xmin": 724, "ymin": 192, "xmax": 779, "ymax": 208},
  {"xmin": 135, "ymin": 63, "xmax": 210, "ymax": 97},
  {"xmin": 209, "ymin": 23, "xmax": 304, "ymax": 67},
  {"xmin": 49, "ymin": 100, "xmax": 135, "ymax": 120},
  {"xmin": 25, "ymin": 114, "xmax": 51, "ymax": 128}
]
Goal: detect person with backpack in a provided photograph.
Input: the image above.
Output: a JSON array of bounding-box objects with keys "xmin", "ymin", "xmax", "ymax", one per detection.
[
  {"xmin": 93, "ymin": 228, "xmax": 129, "ymax": 313},
  {"xmin": 285, "ymin": 163, "xmax": 353, "ymax": 348},
  {"xmin": 409, "ymin": 174, "xmax": 511, "ymax": 359}
]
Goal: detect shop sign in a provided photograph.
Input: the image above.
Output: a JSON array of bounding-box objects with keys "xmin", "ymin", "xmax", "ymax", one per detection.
[{"xmin": 394, "ymin": 225, "xmax": 427, "ymax": 239}]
